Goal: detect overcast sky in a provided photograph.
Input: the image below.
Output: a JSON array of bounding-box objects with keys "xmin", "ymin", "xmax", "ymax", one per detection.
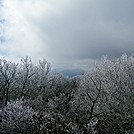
[{"xmin": 0, "ymin": 0, "xmax": 134, "ymax": 69}]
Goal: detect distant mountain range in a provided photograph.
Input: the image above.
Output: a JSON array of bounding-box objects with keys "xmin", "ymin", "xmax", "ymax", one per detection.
[{"xmin": 59, "ymin": 69, "xmax": 85, "ymax": 77}]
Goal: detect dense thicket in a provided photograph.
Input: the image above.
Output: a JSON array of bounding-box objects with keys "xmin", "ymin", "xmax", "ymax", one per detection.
[{"xmin": 0, "ymin": 54, "xmax": 134, "ymax": 134}]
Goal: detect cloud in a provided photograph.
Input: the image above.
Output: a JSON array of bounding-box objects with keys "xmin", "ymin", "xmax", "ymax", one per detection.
[
  {"xmin": 1, "ymin": 0, "xmax": 134, "ymax": 69},
  {"xmin": 39, "ymin": 0, "xmax": 134, "ymax": 59},
  {"xmin": 0, "ymin": 1, "xmax": 44, "ymax": 59}
]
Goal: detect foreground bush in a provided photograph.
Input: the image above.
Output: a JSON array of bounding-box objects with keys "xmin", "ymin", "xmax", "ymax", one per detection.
[
  {"xmin": 0, "ymin": 99, "xmax": 73, "ymax": 134},
  {"xmin": 0, "ymin": 99, "xmax": 36, "ymax": 134}
]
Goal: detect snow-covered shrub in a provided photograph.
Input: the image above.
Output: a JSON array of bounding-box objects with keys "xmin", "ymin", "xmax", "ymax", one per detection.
[
  {"xmin": 0, "ymin": 98, "xmax": 74, "ymax": 134},
  {"xmin": 0, "ymin": 99, "xmax": 36, "ymax": 134},
  {"xmin": 25, "ymin": 92, "xmax": 75, "ymax": 133},
  {"xmin": 31, "ymin": 111, "xmax": 72, "ymax": 134}
]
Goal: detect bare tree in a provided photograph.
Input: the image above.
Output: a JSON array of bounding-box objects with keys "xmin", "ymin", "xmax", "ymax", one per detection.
[
  {"xmin": 37, "ymin": 59, "xmax": 51, "ymax": 94},
  {"xmin": 70, "ymin": 54, "xmax": 134, "ymax": 133},
  {"xmin": 18, "ymin": 56, "xmax": 37, "ymax": 98},
  {"xmin": 0, "ymin": 58, "xmax": 18, "ymax": 105}
]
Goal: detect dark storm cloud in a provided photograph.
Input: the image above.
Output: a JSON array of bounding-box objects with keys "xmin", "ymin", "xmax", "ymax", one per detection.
[
  {"xmin": 37, "ymin": 0, "xmax": 134, "ymax": 60},
  {"xmin": 2, "ymin": 0, "xmax": 134, "ymax": 69}
]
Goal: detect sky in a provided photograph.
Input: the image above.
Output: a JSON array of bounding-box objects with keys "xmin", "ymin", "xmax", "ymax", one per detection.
[{"xmin": 0, "ymin": 0, "xmax": 134, "ymax": 70}]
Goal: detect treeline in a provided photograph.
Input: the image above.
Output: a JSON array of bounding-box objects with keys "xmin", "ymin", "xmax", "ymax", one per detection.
[{"xmin": 0, "ymin": 54, "xmax": 134, "ymax": 134}]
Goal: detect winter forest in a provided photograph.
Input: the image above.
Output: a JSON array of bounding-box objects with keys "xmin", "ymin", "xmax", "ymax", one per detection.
[{"xmin": 0, "ymin": 54, "xmax": 133, "ymax": 134}]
